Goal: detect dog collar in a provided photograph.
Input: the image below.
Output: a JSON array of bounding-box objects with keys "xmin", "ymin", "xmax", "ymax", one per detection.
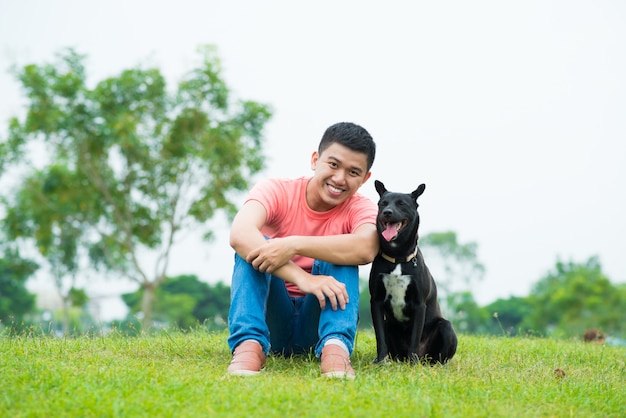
[{"xmin": 380, "ymin": 249, "xmax": 417, "ymax": 264}]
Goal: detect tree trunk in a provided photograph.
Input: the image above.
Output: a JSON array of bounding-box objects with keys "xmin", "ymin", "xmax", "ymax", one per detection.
[
  {"xmin": 141, "ymin": 282, "xmax": 156, "ymax": 331},
  {"xmin": 61, "ymin": 296, "xmax": 71, "ymax": 336}
]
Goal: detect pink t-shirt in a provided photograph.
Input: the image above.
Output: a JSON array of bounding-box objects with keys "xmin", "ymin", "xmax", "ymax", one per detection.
[{"xmin": 246, "ymin": 176, "xmax": 377, "ymax": 296}]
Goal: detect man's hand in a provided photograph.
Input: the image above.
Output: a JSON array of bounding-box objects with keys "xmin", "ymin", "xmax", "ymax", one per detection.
[
  {"xmin": 247, "ymin": 237, "xmax": 295, "ymax": 274},
  {"xmin": 296, "ymin": 273, "xmax": 349, "ymax": 311}
]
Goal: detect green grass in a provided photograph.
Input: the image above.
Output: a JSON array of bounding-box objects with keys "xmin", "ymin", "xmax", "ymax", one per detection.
[{"xmin": 1, "ymin": 329, "xmax": 624, "ymax": 417}]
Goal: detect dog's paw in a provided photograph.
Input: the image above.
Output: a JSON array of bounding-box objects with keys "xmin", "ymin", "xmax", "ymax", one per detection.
[
  {"xmin": 373, "ymin": 356, "xmax": 390, "ymax": 365},
  {"xmin": 409, "ymin": 353, "xmax": 423, "ymax": 365}
]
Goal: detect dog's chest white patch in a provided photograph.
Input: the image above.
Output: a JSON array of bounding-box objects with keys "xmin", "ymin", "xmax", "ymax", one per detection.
[{"xmin": 382, "ymin": 264, "xmax": 410, "ymax": 321}]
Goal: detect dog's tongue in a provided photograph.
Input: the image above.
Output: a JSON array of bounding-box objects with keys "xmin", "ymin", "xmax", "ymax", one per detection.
[{"xmin": 382, "ymin": 223, "xmax": 400, "ymax": 242}]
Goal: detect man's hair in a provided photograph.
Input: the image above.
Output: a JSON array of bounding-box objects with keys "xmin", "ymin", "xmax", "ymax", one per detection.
[{"xmin": 318, "ymin": 122, "xmax": 376, "ymax": 171}]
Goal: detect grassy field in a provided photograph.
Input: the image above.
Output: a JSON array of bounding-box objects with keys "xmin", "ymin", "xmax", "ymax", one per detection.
[{"xmin": 1, "ymin": 328, "xmax": 624, "ymax": 417}]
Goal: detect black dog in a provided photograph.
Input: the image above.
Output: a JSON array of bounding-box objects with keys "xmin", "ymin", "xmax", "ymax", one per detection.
[{"xmin": 369, "ymin": 180, "xmax": 457, "ymax": 364}]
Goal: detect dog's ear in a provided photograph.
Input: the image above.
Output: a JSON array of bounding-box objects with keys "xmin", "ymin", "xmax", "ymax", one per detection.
[
  {"xmin": 412, "ymin": 183, "xmax": 426, "ymax": 200},
  {"xmin": 374, "ymin": 180, "xmax": 387, "ymax": 197}
]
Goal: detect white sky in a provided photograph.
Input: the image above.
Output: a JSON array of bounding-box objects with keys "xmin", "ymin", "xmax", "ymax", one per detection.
[{"xmin": 1, "ymin": 0, "xmax": 625, "ymax": 319}]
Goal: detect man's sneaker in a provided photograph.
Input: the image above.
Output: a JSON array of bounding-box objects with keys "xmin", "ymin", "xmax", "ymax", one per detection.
[
  {"xmin": 227, "ymin": 340, "xmax": 266, "ymax": 376},
  {"xmin": 320, "ymin": 344, "xmax": 355, "ymax": 379}
]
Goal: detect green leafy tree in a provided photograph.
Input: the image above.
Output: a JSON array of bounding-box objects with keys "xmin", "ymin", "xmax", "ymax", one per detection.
[
  {"xmin": 445, "ymin": 291, "xmax": 490, "ymax": 334},
  {"xmin": 420, "ymin": 231, "xmax": 485, "ymax": 292},
  {"xmin": 122, "ymin": 274, "xmax": 230, "ymax": 329},
  {"xmin": 523, "ymin": 256, "xmax": 626, "ymax": 338},
  {"xmin": 358, "ymin": 277, "xmax": 373, "ymax": 330},
  {"xmin": 484, "ymin": 296, "xmax": 534, "ymax": 336},
  {"xmin": 192, "ymin": 280, "xmax": 230, "ymax": 328},
  {"xmin": 0, "ymin": 247, "xmax": 38, "ymax": 326},
  {"xmin": 3, "ymin": 165, "xmax": 98, "ymax": 335},
  {"xmin": 2, "ymin": 46, "xmax": 272, "ymax": 330},
  {"xmin": 420, "ymin": 231, "xmax": 485, "ymax": 325}
]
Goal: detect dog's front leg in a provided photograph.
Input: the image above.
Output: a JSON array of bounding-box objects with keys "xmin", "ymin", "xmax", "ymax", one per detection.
[
  {"xmin": 370, "ymin": 300, "xmax": 389, "ymax": 362},
  {"xmin": 408, "ymin": 303, "xmax": 426, "ymax": 363}
]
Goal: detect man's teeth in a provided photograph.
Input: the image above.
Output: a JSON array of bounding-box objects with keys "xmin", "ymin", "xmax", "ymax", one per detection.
[{"xmin": 328, "ymin": 185, "xmax": 342, "ymax": 193}]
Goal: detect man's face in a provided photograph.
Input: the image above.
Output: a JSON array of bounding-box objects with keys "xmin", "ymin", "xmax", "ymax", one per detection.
[{"xmin": 307, "ymin": 142, "xmax": 371, "ymax": 212}]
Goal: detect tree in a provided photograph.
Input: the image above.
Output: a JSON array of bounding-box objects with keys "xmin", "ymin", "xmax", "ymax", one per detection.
[
  {"xmin": 3, "ymin": 165, "xmax": 98, "ymax": 335},
  {"xmin": 523, "ymin": 256, "xmax": 626, "ymax": 338},
  {"xmin": 484, "ymin": 296, "xmax": 534, "ymax": 336},
  {"xmin": 122, "ymin": 274, "xmax": 230, "ymax": 329},
  {"xmin": 0, "ymin": 247, "xmax": 38, "ymax": 326},
  {"xmin": 358, "ymin": 277, "xmax": 373, "ymax": 330},
  {"xmin": 1, "ymin": 46, "xmax": 272, "ymax": 330},
  {"xmin": 419, "ymin": 231, "xmax": 485, "ymax": 323},
  {"xmin": 192, "ymin": 280, "xmax": 230, "ymax": 329},
  {"xmin": 419, "ymin": 231, "xmax": 485, "ymax": 293},
  {"xmin": 445, "ymin": 291, "xmax": 490, "ymax": 334}
]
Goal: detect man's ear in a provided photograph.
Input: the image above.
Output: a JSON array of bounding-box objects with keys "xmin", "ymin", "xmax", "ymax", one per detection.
[
  {"xmin": 362, "ymin": 171, "xmax": 372, "ymax": 184},
  {"xmin": 310, "ymin": 151, "xmax": 319, "ymax": 171}
]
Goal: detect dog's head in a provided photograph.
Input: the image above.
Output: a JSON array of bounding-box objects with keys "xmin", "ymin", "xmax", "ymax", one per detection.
[{"xmin": 374, "ymin": 180, "xmax": 425, "ymax": 252}]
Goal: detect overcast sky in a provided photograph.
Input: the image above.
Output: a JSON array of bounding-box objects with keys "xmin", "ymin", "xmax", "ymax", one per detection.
[{"xmin": 1, "ymin": 0, "xmax": 625, "ymax": 318}]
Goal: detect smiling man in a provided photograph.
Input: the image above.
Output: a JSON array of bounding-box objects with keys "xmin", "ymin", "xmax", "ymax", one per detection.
[{"xmin": 227, "ymin": 122, "xmax": 378, "ymax": 379}]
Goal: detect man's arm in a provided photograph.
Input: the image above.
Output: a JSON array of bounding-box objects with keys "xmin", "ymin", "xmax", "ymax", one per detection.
[
  {"xmin": 230, "ymin": 200, "xmax": 350, "ymax": 310},
  {"xmin": 289, "ymin": 224, "xmax": 379, "ymax": 265},
  {"xmin": 229, "ymin": 200, "xmax": 271, "ymax": 259},
  {"xmin": 246, "ymin": 225, "xmax": 378, "ymax": 274}
]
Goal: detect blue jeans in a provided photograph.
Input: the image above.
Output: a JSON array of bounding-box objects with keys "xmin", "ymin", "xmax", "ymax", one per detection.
[{"xmin": 227, "ymin": 253, "xmax": 360, "ymax": 358}]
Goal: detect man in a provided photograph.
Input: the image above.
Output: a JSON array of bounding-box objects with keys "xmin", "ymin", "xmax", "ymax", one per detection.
[{"xmin": 227, "ymin": 122, "xmax": 378, "ymax": 379}]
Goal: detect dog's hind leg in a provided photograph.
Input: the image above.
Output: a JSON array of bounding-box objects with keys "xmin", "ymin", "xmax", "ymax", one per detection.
[{"xmin": 420, "ymin": 318, "xmax": 458, "ymax": 364}]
